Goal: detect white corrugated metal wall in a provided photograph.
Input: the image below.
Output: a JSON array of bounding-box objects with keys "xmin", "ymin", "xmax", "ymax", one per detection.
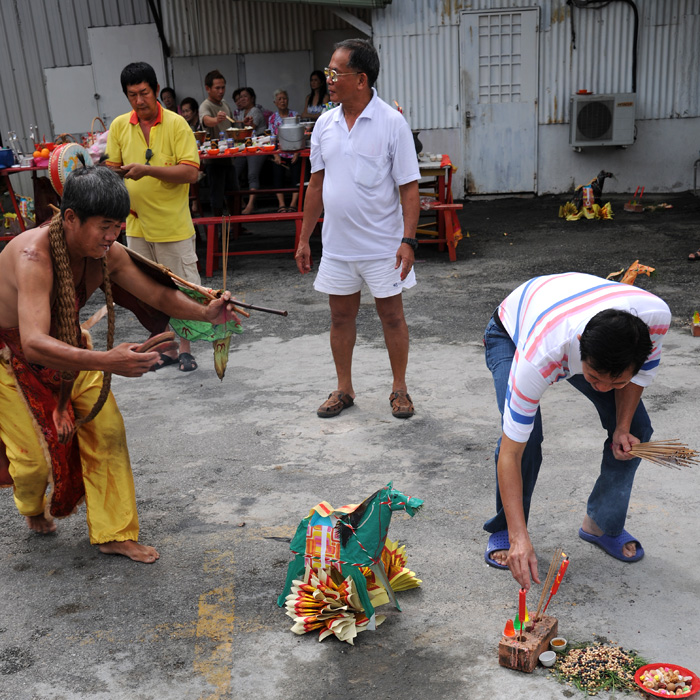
[
  {"xmin": 0, "ymin": 0, "xmax": 368, "ymax": 150},
  {"xmin": 2, "ymin": 0, "xmax": 697, "ymax": 194},
  {"xmin": 162, "ymin": 0, "xmax": 369, "ymax": 56},
  {"xmin": 373, "ymin": 0, "xmax": 700, "ymax": 130},
  {"xmin": 0, "ymin": 0, "xmax": 152, "ymax": 150}
]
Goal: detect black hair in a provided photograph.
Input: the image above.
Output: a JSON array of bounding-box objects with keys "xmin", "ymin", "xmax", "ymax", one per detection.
[
  {"xmin": 205, "ymin": 70, "xmax": 225, "ymax": 88},
  {"xmin": 180, "ymin": 96, "xmax": 199, "ymax": 112},
  {"xmin": 60, "ymin": 167, "xmax": 130, "ymax": 223},
  {"xmin": 160, "ymin": 86, "xmax": 176, "ymax": 100},
  {"xmin": 579, "ymin": 309, "xmax": 653, "ymax": 377},
  {"xmin": 334, "ymin": 38, "xmax": 380, "ymax": 88},
  {"xmin": 120, "ymin": 62, "xmax": 158, "ymax": 96},
  {"xmin": 238, "ymin": 86, "xmax": 256, "ymax": 103},
  {"xmin": 308, "ymin": 69, "xmax": 328, "ymax": 105}
]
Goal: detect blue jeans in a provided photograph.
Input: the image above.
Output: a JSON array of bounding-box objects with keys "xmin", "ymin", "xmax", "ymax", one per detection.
[{"xmin": 482, "ymin": 316, "xmax": 652, "ymax": 537}]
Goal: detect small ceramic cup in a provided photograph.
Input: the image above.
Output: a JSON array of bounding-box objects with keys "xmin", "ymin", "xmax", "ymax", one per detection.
[
  {"xmin": 539, "ymin": 651, "xmax": 556, "ymax": 668},
  {"xmin": 550, "ymin": 637, "xmax": 568, "ymax": 653}
]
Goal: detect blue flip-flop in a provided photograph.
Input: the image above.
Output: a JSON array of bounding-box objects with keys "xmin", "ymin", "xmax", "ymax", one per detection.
[
  {"xmin": 485, "ymin": 530, "xmax": 510, "ymax": 570},
  {"xmin": 578, "ymin": 528, "xmax": 644, "ymax": 562}
]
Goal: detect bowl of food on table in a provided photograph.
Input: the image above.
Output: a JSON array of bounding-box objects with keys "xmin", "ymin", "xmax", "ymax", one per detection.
[{"xmin": 227, "ymin": 127, "xmax": 254, "ymax": 141}]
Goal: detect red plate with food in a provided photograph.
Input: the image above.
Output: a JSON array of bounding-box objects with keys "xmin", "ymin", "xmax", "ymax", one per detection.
[{"xmin": 635, "ymin": 663, "xmax": 698, "ymax": 697}]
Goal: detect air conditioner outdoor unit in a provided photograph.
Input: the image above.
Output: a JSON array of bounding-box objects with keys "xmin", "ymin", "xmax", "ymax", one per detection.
[{"xmin": 570, "ymin": 93, "xmax": 636, "ymax": 147}]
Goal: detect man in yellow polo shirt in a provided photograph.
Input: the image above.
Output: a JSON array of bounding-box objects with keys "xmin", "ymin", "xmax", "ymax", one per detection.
[{"xmin": 106, "ymin": 62, "xmax": 201, "ymax": 372}]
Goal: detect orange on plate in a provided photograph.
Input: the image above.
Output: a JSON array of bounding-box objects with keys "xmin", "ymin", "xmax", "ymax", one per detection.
[
  {"xmin": 33, "ymin": 150, "xmax": 42, "ymax": 158},
  {"xmin": 40, "ymin": 148, "xmax": 50, "ymax": 158}
]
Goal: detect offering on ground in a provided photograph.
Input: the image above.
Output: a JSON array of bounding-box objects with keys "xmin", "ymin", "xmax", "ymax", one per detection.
[{"xmin": 551, "ymin": 642, "xmax": 647, "ymax": 695}]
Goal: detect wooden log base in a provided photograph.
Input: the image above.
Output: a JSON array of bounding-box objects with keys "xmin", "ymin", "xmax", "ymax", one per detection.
[{"xmin": 498, "ymin": 615, "xmax": 558, "ymax": 673}]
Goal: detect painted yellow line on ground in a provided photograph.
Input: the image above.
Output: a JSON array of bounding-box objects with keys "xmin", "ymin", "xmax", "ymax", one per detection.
[{"xmin": 195, "ymin": 550, "xmax": 235, "ymax": 700}]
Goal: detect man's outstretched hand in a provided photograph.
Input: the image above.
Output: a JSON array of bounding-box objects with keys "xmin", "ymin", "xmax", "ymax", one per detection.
[{"xmin": 206, "ymin": 290, "xmax": 243, "ymax": 326}]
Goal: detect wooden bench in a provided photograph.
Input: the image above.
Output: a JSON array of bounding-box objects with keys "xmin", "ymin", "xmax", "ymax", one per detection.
[{"xmin": 193, "ymin": 211, "xmax": 321, "ymax": 277}]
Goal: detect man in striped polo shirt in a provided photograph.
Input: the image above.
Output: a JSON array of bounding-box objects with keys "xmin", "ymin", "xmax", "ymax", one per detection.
[{"xmin": 482, "ymin": 272, "xmax": 671, "ymax": 590}]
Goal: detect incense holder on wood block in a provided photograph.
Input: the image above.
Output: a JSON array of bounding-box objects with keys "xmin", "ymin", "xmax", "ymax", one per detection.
[
  {"xmin": 498, "ymin": 615, "xmax": 558, "ymax": 673},
  {"xmin": 624, "ymin": 203, "xmax": 644, "ymax": 212},
  {"xmin": 692, "ymin": 324, "xmax": 700, "ymax": 337}
]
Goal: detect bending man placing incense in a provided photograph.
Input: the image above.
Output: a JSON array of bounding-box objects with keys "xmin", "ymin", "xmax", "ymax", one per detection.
[
  {"xmin": 0, "ymin": 167, "xmax": 240, "ymax": 563},
  {"xmin": 482, "ymin": 272, "xmax": 671, "ymax": 590}
]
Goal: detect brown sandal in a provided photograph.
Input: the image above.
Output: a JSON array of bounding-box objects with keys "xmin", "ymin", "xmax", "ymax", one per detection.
[
  {"xmin": 317, "ymin": 391, "xmax": 354, "ymax": 418},
  {"xmin": 389, "ymin": 390, "xmax": 414, "ymax": 419}
]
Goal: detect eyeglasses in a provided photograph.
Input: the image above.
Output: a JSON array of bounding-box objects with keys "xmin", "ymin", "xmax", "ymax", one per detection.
[
  {"xmin": 145, "ymin": 148, "xmax": 153, "ymax": 165},
  {"xmin": 324, "ymin": 67, "xmax": 362, "ymax": 84}
]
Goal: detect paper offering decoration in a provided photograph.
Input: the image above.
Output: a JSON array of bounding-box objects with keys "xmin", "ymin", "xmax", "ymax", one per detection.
[
  {"xmin": 606, "ymin": 260, "xmax": 655, "ymax": 286},
  {"xmin": 278, "ymin": 483, "xmax": 423, "ymax": 643},
  {"xmin": 169, "ymin": 286, "xmax": 243, "ymax": 380},
  {"xmin": 559, "ymin": 170, "xmax": 614, "ymax": 221}
]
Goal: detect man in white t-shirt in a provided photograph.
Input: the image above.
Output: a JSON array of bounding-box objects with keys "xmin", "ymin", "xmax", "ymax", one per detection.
[
  {"xmin": 483, "ymin": 272, "xmax": 671, "ymax": 590},
  {"xmin": 295, "ymin": 39, "xmax": 420, "ymax": 419}
]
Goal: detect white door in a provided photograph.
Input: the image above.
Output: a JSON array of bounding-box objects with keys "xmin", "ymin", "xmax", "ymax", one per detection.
[
  {"xmin": 459, "ymin": 9, "xmax": 539, "ymax": 194},
  {"xmin": 88, "ymin": 24, "xmax": 165, "ymax": 127}
]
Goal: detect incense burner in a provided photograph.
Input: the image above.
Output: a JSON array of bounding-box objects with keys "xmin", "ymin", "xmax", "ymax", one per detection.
[{"xmin": 498, "ymin": 614, "xmax": 558, "ymax": 673}]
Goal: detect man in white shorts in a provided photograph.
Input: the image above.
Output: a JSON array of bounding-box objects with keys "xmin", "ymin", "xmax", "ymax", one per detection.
[{"xmin": 295, "ymin": 38, "xmax": 420, "ymax": 419}]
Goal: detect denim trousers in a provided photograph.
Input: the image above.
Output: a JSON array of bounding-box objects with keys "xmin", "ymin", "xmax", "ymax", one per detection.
[{"xmin": 482, "ymin": 317, "xmax": 652, "ymax": 537}]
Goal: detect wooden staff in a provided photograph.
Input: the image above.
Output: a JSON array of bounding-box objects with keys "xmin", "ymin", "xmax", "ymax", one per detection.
[
  {"xmin": 218, "ymin": 300, "xmax": 288, "ymax": 317},
  {"xmin": 123, "ymin": 248, "xmax": 255, "ymax": 317},
  {"xmin": 49, "ymin": 206, "xmax": 286, "ymax": 318}
]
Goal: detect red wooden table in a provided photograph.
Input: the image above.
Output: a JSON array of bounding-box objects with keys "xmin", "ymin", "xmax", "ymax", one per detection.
[
  {"xmin": 195, "ymin": 148, "xmax": 316, "ymax": 276},
  {"xmin": 1, "ymin": 165, "xmax": 46, "ymax": 239}
]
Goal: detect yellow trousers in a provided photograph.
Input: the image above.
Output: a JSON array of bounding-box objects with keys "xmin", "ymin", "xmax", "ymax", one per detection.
[{"xmin": 0, "ymin": 355, "xmax": 139, "ymax": 544}]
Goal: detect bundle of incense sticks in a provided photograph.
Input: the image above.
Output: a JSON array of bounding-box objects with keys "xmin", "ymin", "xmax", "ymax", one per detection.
[
  {"xmin": 535, "ymin": 547, "xmax": 564, "ymax": 620},
  {"xmin": 627, "ymin": 440, "xmax": 699, "ymax": 470},
  {"xmin": 221, "ymin": 215, "xmax": 231, "ymax": 291}
]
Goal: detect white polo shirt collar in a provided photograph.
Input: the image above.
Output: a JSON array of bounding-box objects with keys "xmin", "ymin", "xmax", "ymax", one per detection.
[{"xmin": 333, "ymin": 88, "xmax": 379, "ymax": 127}]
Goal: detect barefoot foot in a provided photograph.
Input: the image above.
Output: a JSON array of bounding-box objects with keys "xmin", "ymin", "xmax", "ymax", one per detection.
[
  {"xmin": 582, "ymin": 514, "xmax": 637, "ymax": 558},
  {"xmin": 98, "ymin": 540, "xmax": 160, "ymax": 563},
  {"xmin": 25, "ymin": 513, "xmax": 57, "ymax": 534}
]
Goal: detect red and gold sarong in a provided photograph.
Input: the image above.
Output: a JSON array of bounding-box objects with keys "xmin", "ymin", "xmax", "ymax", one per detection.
[{"xmin": 0, "ymin": 327, "xmax": 85, "ymax": 516}]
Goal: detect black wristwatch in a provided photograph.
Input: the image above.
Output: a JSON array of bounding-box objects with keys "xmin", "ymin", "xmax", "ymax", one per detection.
[{"xmin": 401, "ymin": 237, "xmax": 419, "ymax": 252}]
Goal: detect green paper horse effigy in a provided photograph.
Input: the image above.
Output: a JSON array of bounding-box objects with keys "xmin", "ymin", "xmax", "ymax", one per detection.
[{"xmin": 277, "ymin": 482, "xmax": 423, "ymax": 624}]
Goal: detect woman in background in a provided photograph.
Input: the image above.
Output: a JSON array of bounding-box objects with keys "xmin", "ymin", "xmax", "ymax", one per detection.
[
  {"xmin": 301, "ymin": 70, "xmax": 329, "ymax": 121},
  {"xmin": 268, "ymin": 89, "xmax": 301, "ymax": 212},
  {"xmin": 180, "ymin": 97, "xmax": 202, "ymax": 132},
  {"xmin": 233, "ymin": 87, "xmax": 266, "ymax": 215},
  {"xmin": 160, "ymin": 87, "xmax": 178, "ymax": 112}
]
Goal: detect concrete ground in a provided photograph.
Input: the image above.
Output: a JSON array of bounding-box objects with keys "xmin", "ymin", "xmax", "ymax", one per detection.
[{"xmin": 1, "ymin": 192, "xmax": 699, "ymax": 700}]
